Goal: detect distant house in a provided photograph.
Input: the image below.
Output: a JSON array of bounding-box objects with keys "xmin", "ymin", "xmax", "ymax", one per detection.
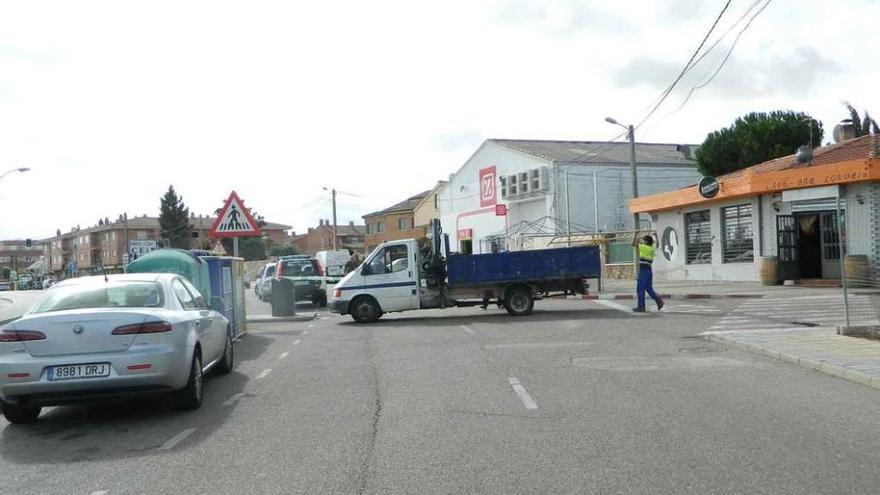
[
  {"xmin": 293, "ymin": 220, "xmax": 366, "ymax": 255},
  {"xmin": 362, "ymin": 190, "xmax": 431, "ymax": 253}
]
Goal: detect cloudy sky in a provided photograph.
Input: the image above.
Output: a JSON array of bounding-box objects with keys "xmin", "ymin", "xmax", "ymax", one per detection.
[{"xmin": 0, "ymin": 0, "xmax": 877, "ymax": 239}]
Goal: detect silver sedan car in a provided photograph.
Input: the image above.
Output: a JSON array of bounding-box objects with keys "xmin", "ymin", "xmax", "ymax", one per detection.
[{"xmin": 0, "ymin": 273, "xmax": 234, "ymax": 423}]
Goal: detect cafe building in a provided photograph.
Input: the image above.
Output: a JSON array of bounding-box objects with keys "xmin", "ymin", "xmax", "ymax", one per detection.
[{"xmin": 629, "ymin": 134, "xmax": 880, "ymax": 283}]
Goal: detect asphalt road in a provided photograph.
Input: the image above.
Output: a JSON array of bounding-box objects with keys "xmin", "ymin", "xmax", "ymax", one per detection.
[{"xmin": 3, "ymin": 295, "xmax": 880, "ymax": 494}]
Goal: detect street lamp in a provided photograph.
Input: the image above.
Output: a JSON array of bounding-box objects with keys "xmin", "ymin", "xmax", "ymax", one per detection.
[
  {"xmin": 0, "ymin": 167, "xmax": 30, "ymax": 181},
  {"xmin": 604, "ymin": 118, "xmax": 638, "ymax": 232}
]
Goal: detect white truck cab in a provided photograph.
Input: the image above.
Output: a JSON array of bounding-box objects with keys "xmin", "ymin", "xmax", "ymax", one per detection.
[{"xmin": 330, "ymin": 238, "xmax": 421, "ymax": 321}]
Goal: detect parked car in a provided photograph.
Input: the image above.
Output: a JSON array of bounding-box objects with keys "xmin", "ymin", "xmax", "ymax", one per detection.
[
  {"xmin": 256, "ymin": 262, "xmax": 277, "ymax": 301},
  {"xmin": 276, "ymin": 255, "xmax": 327, "ymax": 307},
  {"xmin": 0, "ymin": 273, "xmax": 234, "ymax": 423}
]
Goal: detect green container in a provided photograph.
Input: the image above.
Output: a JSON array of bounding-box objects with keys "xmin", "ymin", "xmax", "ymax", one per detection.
[{"xmin": 125, "ymin": 249, "xmax": 212, "ymax": 300}]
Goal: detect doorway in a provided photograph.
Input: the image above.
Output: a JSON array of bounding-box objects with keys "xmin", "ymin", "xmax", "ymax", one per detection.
[
  {"xmin": 460, "ymin": 239, "xmax": 473, "ymax": 255},
  {"xmin": 796, "ymin": 214, "xmax": 821, "ymax": 279},
  {"xmin": 783, "ymin": 211, "xmax": 840, "ymax": 280}
]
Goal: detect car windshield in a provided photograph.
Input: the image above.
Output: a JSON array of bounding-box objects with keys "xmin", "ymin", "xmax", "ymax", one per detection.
[
  {"xmin": 29, "ymin": 281, "xmax": 164, "ymax": 314},
  {"xmin": 265, "ymin": 265, "xmax": 276, "ymax": 277}
]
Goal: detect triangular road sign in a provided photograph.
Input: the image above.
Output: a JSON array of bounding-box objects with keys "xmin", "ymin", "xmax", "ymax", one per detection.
[{"xmin": 210, "ymin": 191, "xmax": 262, "ymax": 238}]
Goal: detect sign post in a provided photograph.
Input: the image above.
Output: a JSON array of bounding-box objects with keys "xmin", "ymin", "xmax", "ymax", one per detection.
[{"xmin": 210, "ymin": 191, "xmax": 262, "ymax": 257}]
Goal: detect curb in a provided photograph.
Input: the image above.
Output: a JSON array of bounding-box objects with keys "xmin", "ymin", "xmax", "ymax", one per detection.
[
  {"xmin": 246, "ymin": 312, "xmax": 318, "ymax": 324},
  {"xmin": 702, "ymin": 333, "xmax": 880, "ymax": 391},
  {"xmin": 580, "ymin": 293, "xmax": 764, "ymax": 301}
]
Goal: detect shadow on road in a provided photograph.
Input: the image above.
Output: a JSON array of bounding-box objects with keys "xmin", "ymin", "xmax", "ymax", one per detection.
[
  {"xmin": 337, "ymin": 306, "xmax": 642, "ymax": 329},
  {"xmin": 0, "ymin": 333, "xmax": 275, "ymax": 464}
]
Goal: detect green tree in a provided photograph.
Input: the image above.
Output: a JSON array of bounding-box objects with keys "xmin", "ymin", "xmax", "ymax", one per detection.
[
  {"xmin": 269, "ymin": 244, "xmax": 299, "ymax": 257},
  {"xmin": 159, "ymin": 185, "xmax": 191, "ymax": 249},
  {"xmin": 696, "ymin": 111, "xmax": 823, "ymax": 177},
  {"xmin": 843, "ymin": 102, "xmax": 879, "ymax": 137}
]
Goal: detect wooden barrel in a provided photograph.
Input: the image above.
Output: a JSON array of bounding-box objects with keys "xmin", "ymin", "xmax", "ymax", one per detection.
[
  {"xmin": 755, "ymin": 256, "xmax": 779, "ymax": 286},
  {"xmin": 844, "ymin": 255, "xmax": 871, "ymax": 288}
]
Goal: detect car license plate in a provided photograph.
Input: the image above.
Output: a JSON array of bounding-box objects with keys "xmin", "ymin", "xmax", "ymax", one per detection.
[
  {"xmin": 48, "ymin": 363, "xmax": 111, "ymax": 381},
  {"xmin": 295, "ymin": 280, "xmax": 309, "ymax": 286}
]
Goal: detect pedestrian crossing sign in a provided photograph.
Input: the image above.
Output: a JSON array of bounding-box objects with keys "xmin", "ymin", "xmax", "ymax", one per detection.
[{"xmin": 210, "ymin": 191, "xmax": 262, "ymax": 238}]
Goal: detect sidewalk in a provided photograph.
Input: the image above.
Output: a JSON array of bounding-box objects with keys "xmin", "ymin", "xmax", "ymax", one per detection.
[
  {"xmin": 247, "ymin": 312, "xmax": 317, "ymax": 324},
  {"xmin": 703, "ymin": 327, "xmax": 880, "ymax": 390},
  {"xmin": 596, "ymin": 279, "xmax": 832, "ymax": 300}
]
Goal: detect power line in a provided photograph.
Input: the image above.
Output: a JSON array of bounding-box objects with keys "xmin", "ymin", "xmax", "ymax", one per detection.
[
  {"xmin": 634, "ymin": 0, "xmax": 734, "ymax": 132},
  {"xmin": 668, "ymin": 0, "xmax": 774, "ymax": 115}
]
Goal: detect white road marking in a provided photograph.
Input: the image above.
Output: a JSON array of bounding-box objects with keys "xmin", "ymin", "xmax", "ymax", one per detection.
[
  {"xmin": 507, "ymin": 377, "xmax": 538, "ymax": 410},
  {"xmin": 160, "ymin": 428, "xmax": 197, "ymax": 450},
  {"xmin": 595, "ymin": 299, "xmax": 646, "ymax": 314},
  {"xmin": 278, "ymin": 351, "xmax": 290, "ymax": 360},
  {"xmin": 485, "ymin": 342, "xmax": 590, "ymax": 349},
  {"xmin": 293, "ymin": 339, "xmax": 302, "ymax": 346},
  {"xmin": 307, "ymin": 324, "xmax": 314, "ymax": 328},
  {"xmin": 89, "ymin": 491, "xmax": 109, "ymax": 495},
  {"xmin": 222, "ymin": 393, "xmax": 244, "ymax": 406},
  {"xmin": 303, "ymin": 330, "xmax": 309, "ymax": 335},
  {"xmin": 460, "ymin": 325, "xmax": 475, "ymax": 334},
  {"xmin": 257, "ymin": 369, "xmax": 272, "ymax": 379}
]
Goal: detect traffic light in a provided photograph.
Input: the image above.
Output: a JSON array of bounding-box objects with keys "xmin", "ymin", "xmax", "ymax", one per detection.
[{"xmin": 25, "ymin": 238, "xmax": 32, "ymax": 248}]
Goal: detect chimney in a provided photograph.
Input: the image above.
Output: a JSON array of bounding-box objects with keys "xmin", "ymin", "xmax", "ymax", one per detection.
[
  {"xmin": 796, "ymin": 145, "xmax": 813, "ymax": 165},
  {"xmin": 308, "ymin": 227, "xmax": 314, "ymax": 233},
  {"xmin": 833, "ymin": 120, "xmax": 857, "ymax": 143}
]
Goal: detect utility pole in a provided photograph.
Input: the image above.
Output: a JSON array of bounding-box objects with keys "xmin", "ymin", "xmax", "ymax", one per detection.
[
  {"xmin": 332, "ymin": 188, "xmax": 338, "ymax": 250},
  {"xmin": 564, "ymin": 171, "xmax": 571, "ymax": 247},
  {"xmin": 593, "ymin": 171, "xmax": 599, "ymax": 232},
  {"xmin": 628, "ymin": 124, "xmax": 639, "ymax": 232}
]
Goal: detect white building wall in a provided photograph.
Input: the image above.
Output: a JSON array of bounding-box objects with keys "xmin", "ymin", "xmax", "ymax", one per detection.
[
  {"xmin": 845, "ymin": 182, "xmax": 873, "ymax": 258},
  {"xmin": 651, "ymin": 197, "xmax": 761, "ymax": 282},
  {"xmin": 438, "ymin": 142, "xmax": 552, "ymax": 253}
]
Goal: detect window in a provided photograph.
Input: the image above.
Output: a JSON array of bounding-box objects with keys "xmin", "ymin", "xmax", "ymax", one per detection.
[
  {"xmin": 398, "ymin": 217, "xmax": 413, "ymax": 231},
  {"xmin": 192, "ymin": 231, "xmax": 200, "ymax": 239},
  {"xmin": 172, "ymin": 279, "xmax": 198, "ymax": 310},
  {"xmin": 508, "ymin": 175, "xmax": 518, "ymax": 196},
  {"xmin": 31, "ymin": 282, "xmax": 163, "ymax": 313},
  {"xmin": 531, "ymin": 169, "xmax": 541, "ymax": 191},
  {"xmin": 366, "ymin": 245, "xmax": 408, "ymax": 275},
  {"xmin": 377, "ymin": 222, "xmax": 386, "ymax": 233},
  {"xmin": 179, "ymin": 278, "xmax": 208, "ymax": 309},
  {"xmin": 685, "ymin": 210, "xmax": 712, "ymax": 264},
  {"xmin": 518, "ymin": 172, "xmax": 529, "ymax": 194},
  {"xmin": 433, "ymin": 194, "xmax": 439, "ymax": 210},
  {"xmin": 500, "ymin": 176, "xmax": 507, "ymax": 198},
  {"xmin": 722, "ymin": 205, "xmax": 754, "ymax": 263}
]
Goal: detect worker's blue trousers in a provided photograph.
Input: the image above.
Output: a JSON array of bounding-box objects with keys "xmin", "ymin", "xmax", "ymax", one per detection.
[{"xmin": 637, "ymin": 265, "xmax": 661, "ymax": 309}]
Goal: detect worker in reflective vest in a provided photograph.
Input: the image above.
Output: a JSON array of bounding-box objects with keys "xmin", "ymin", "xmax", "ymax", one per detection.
[{"xmin": 632, "ymin": 232, "xmax": 664, "ymax": 313}]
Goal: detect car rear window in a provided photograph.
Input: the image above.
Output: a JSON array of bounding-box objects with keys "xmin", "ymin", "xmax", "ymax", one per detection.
[
  {"xmin": 280, "ymin": 259, "xmax": 318, "ymax": 276},
  {"xmin": 30, "ymin": 282, "xmax": 164, "ymax": 314}
]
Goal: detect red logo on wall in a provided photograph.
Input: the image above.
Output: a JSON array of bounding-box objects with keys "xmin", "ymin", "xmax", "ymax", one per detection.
[
  {"xmin": 495, "ymin": 204, "xmax": 508, "ymax": 216},
  {"xmin": 457, "ymin": 228, "xmax": 473, "ymax": 240},
  {"xmin": 479, "ymin": 166, "xmax": 497, "ymax": 207}
]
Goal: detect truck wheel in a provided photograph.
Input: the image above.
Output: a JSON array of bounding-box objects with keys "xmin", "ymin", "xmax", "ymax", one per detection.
[
  {"xmin": 351, "ymin": 297, "xmax": 382, "ymax": 323},
  {"xmin": 504, "ymin": 288, "xmax": 534, "ymax": 316}
]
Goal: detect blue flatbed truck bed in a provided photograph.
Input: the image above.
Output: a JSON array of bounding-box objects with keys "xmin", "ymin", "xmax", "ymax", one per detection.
[{"xmin": 446, "ymin": 245, "xmax": 602, "ymax": 288}]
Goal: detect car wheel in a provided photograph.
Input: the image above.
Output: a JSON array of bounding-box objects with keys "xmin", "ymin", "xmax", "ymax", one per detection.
[
  {"xmin": 319, "ymin": 292, "xmax": 328, "ymax": 308},
  {"xmin": 176, "ymin": 352, "xmax": 204, "ymax": 411},
  {"xmin": 213, "ymin": 328, "xmax": 234, "ymax": 376},
  {"xmin": 350, "ymin": 297, "xmax": 382, "ymax": 323},
  {"xmin": 503, "ymin": 287, "xmax": 534, "ymax": 316},
  {"xmin": 1, "ymin": 401, "xmax": 41, "ymax": 424}
]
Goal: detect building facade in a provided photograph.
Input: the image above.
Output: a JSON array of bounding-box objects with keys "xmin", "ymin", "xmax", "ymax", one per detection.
[
  {"xmin": 292, "ymin": 220, "xmax": 366, "ymax": 255},
  {"xmin": 437, "ymin": 139, "xmax": 701, "ymax": 255},
  {"xmin": 630, "ymin": 134, "xmax": 880, "ymax": 282},
  {"xmin": 413, "ymin": 181, "xmax": 447, "ymax": 230},
  {"xmin": 363, "ymin": 191, "xmax": 430, "ymax": 253},
  {"xmin": 44, "ymin": 215, "xmax": 291, "ymax": 277},
  {"xmin": 0, "ymin": 240, "xmax": 46, "ymax": 278}
]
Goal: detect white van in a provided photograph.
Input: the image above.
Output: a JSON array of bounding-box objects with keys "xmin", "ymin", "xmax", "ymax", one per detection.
[{"xmin": 315, "ymin": 250, "xmax": 351, "ymax": 280}]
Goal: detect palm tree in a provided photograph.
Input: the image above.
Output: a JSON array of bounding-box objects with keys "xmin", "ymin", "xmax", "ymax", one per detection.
[{"xmin": 844, "ymin": 102, "xmax": 879, "ymax": 136}]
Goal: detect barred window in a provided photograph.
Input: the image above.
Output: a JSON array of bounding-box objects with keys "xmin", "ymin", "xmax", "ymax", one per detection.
[
  {"xmin": 722, "ymin": 204, "xmax": 754, "ymax": 263},
  {"xmin": 685, "ymin": 210, "xmax": 712, "ymax": 264}
]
